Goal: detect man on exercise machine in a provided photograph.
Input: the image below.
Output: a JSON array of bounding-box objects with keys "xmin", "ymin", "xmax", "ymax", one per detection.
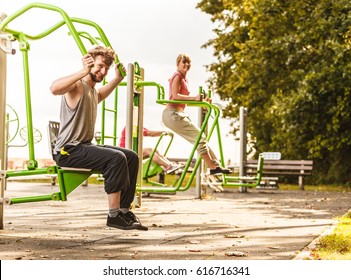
[{"xmin": 50, "ymin": 46, "xmax": 148, "ymax": 231}]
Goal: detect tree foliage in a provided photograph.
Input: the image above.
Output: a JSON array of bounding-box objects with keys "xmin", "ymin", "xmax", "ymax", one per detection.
[{"xmin": 197, "ymin": 0, "xmax": 351, "ymax": 184}]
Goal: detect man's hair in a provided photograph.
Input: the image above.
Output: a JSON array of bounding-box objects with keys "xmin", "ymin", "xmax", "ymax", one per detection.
[
  {"xmin": 88, "ymin": 46, "xmax": 115, "ymax": 67},
  {"xmin": 176, "ymin": 53, "xmax": 191, "ymax": 65}
]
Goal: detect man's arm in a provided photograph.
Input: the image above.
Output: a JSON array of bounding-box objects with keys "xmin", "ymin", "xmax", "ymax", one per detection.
[
  {"xmin": 98, "ymin": 63, "xmax": 125, "ymax": 103},
  {"xmin": 50, "ymin": 54, "xmax": 93, "ymax": 96}
]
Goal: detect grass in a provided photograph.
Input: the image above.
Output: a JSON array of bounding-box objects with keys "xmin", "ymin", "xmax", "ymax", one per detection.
[
  {"xmin": 279, "ymin": 183, "xmax": 351, "ymax": 192},
  {"xmin": 280, "ymin": 184, "xmax": 351, "ymax": 260},
  {"xmin": 310, "ymin": 211, "xmax": 351, "ymax": 260}
]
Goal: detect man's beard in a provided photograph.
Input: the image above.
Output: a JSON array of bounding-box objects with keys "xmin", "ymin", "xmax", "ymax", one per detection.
[{"xmin": 89, "ymin": 73, "xmax": 102, "ymax": 83}]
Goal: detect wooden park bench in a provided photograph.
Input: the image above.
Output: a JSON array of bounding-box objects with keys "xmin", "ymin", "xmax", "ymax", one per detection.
[{"xmin": 245, "ymin": 157, "xmax": 313, "ymax": 190}]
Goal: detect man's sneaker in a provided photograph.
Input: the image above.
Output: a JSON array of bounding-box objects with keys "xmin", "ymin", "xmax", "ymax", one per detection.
[
  {"xmin": 166, "ymin": 164, "xmax": 182, "ymax": 174},
  {"xmin": 209, "ymin": 166, "xmax": 231, "ymax": 175},
  {"xmin": 106, "ymin": 210, "xmax": 147, "ymax": 231},
  {"xmin": 107, "ymin": 211, "xmax": 135, "ymax": 230},
  {"xmin": 123, "ymin": 211, "xmax": 148, "ymax": 231}
]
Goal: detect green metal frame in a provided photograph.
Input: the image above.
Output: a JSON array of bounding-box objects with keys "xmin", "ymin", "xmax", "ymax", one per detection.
[{"xmin": 142, "ymin": 132, "xmax": 174, "ymax": 186}]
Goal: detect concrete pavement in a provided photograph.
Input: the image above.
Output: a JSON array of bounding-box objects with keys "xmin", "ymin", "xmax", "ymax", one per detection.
[{"xmin": 1, "ymin": 181, "xmax": 351, "ymax": 260}]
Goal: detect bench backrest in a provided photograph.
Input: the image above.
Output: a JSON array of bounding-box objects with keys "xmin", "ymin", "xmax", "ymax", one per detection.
[
  {"xmin": 245, "ymin": 159, "xmax": 313, "ymax": 176},
  {"xmin": 48, "ymin": 121, "xmax": 60, "ymax": 158}
]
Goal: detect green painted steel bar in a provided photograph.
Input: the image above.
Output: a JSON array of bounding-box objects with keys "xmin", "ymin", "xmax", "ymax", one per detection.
[
  {"xmin": 113, "ymin": 87, "xmax": 118, "ymax": 146},
  {"xmin": 19, "ymin": 34, "xmax": 36, "ymax": 169},
  {"xmin": 2, "ymin": 13, "xmax": 125, "ymax": 72},
  {"xmin": 133, "ymin": 92, "xmax": 140, "ymax": 152},
  {"xmin": 2, "ymin": 21, "xmax": 65, "ymax": 41},
  {"xmin": 76, "ymin": 31, "xmax": 100, "ymax": 45},
  {"xmin": 100, "ymin": 87, "xmax": 118, "ymax": 146},
  {"xmin": 57, "ymin": 169, "xmax": 67, "ymax": 201},
  {"xmin": 104, "ymin": 108, "xmax": 117, "ymax": 113},
  {"xmin": 119, "ymin": 81, "xmax": 164, "ymax": 97},
  {"xmin": 5, "ymin": 167, "xmax": 55, "ymax": 178},
  {"xmin": 70, "ymin": 17, "xmax": 111, "ymax": 49},
  {"xmin": 223, "ymin": 155, "xmax": 264, "ymax": 187},
  {"xmin": 70, "ymin": 17, "xmax": 125, "ymax": 76},
  {"xmin": 143, "ymin": 132, "xmax": 173, "ymax": 185},
  {"xmin": 0, "ymin": 3, "xmax": 88, "ymax": 55},
  {"xmin": 211, "ymin": 104, "xmax": 226, "ymax": 167},
  {"xmin": 8, "ymin": 194, "xmax": 59, "ymax": 205}
]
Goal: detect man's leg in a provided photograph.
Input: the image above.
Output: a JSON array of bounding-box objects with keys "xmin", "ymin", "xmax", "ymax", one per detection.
[
  {"xmin": 108, "ymin": 191, "xmax": 121, "ymax": 209},
  {"xmin": 55, "ymin": 144, "xmax": 147, "ymax": 230},
  {"xmin": 101, "ymin": 145, "xmax": 148, "ymax": 231}
]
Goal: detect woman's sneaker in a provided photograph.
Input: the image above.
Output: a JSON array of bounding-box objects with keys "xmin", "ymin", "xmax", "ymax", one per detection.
[
  {"xmin": 106, "ymin": 210, "xmax": 148, "ymax": 231},
  {"xmin": 209, "ymin": 166, "xmax": 231, "ymax": 175},
  {"xmin": 166, "ymin": 164, "xmax": 182, "ymax": 174}
]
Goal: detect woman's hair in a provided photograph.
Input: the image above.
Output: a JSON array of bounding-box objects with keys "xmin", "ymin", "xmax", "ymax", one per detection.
[
  {"xmin": 88, "ymin": 46, "xmax": 115, "ymax": 67},
  {"xmin": 176, "ymin": 53, "xmax": 191, "ymax": 65}
]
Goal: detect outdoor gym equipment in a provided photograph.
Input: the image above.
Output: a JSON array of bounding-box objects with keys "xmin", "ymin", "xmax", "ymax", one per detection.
[
  {"xmin": 5, "ymin": 104, "xmax": 42, "ymax": 148},
  {"xmin": 5, "ymin": 104, "xmax": 20, "ymax": 145},
  {"xmin": 142, "ymin": 132, "xmax": 175, "ymax": 186},
  {"xmin": 132, "ymin": 85, "xmax": 268, "ymax": 195},
  {"xmin": 0, "ymin": 2, "xmax": 133, "ymax": 229},
  {"xmin": 129, "ymin": 85, "xmax": 265, "ymax": 194}
]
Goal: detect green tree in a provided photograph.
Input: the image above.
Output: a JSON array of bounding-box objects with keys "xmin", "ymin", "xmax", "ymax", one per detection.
[{"xmin": 197, "ymin": 0, "xmax": 351, "ymax": 184}]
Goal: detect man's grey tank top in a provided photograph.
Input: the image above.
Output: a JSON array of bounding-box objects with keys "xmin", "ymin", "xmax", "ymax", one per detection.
[{"xmin": 54, "ymin": 80, "xmax": 98, "ymax": 154}]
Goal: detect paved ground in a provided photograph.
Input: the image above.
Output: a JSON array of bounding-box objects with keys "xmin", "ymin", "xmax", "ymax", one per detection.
[{"xmin": 1, "ymin": 181, "xmax": 351, "ymax": 260}]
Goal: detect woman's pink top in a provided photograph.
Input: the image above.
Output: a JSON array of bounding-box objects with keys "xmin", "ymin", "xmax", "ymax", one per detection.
[
  {"xmin": 168, "ymin": 71, "xmax": 190, "ymax": 110},
  {"xmin": 119, "ymin": 127, "xmax": 148, "ymax": 147}
]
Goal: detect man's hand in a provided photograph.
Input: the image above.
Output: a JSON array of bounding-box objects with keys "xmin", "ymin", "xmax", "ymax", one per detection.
[
  {"xmin": 82, "ymin": 54, "xmax": 95, "ymax": 74},
  {"xmin": 115, "ymin": 63, "xmax": 126, "ymax": 81}
]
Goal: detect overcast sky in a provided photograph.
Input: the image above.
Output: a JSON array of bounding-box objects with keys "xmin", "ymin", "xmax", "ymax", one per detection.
[{"xmin": 1, "ymin": 0, "xmax": 239, "ymax": 164}]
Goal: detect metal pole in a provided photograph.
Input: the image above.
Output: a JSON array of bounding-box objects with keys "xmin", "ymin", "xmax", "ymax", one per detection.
[
  {"xmin": 0, "ymin": 13, "xmax": 8, "ymax": 229},
  {"xmin": 239, "ymin": 107, "xmax": 247, "ymax": 193},
  {"xmin": 135, "ymin": 67, "xmax": 144, "ymax": 207},
  {"xmin": 195, "ymin": 86, "xmax": 204, "ymax": 199},
  {"xmin": 125, "ymin": 63, "xmax": 134, "ymax": 149}
]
